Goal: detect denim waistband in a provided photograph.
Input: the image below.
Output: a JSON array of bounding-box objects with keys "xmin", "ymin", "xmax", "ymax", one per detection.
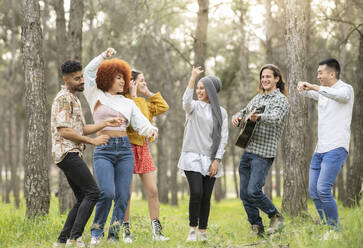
[{"xmin": 106, "ymin": 136, "xmax": 130, "ymax": 144}]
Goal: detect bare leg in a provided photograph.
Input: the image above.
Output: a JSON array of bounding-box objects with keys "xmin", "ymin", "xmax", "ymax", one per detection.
[{"xmin": 139, "ymin": 171, "xmax": 159, "ymax": 220}]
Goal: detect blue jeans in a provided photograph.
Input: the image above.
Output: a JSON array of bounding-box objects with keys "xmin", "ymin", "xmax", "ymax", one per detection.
[
  {"xmin": 309, "ymin": 147, "xmax": 348, "ymax": 229},
  {"xmin": 239, "ymin": 152, "xmax": 278, "ymax": 227},
  {"xmin": 91, "ymin": 137, "xmax": 134, "ymax": 239}
]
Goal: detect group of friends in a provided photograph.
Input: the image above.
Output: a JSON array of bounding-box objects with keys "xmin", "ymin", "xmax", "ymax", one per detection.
[{"xmin": 51, "ymin": 47, "xmax": 353, "ymax": 247}]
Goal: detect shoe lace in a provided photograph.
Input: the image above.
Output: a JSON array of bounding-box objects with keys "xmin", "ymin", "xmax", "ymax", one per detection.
[
  {"xmin": 153, "ymin": 219, "xmax": 163, "ymax": 235},
  {"xmin": 123, "ymin": 222, "xmax": 131, "ymax": 236}
]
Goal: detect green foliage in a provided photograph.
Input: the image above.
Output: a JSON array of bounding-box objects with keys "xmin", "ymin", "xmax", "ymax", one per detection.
[{"xmin": 0, "ymin": 197, "xmax": 362, "ymax": 248}]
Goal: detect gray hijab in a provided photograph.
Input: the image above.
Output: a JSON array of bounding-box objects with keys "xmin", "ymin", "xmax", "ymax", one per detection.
[{"xmin": 199, "ymin": 75, "xmax": 222, "ymax": 159}]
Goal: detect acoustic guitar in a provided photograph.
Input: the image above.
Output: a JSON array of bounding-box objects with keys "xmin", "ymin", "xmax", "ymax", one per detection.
[{"xmin": 235, "ymin": 105, "xmax": 265, "ymax": 148}]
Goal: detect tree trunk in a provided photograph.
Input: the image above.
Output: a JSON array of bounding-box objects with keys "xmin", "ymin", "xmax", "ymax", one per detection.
[
  {"xmin": 10, "ymin": 108, "xmax": 20, "ymax": 208},
  {"xmin": 194, "ymin": 0, "xmax": 209, "ymax": 70},
  {"xmin": 22, "ymin": 0, "xmax": 50, "ymax": 217},
  {"xmin": 275, "ymin": 145, "xmax": 282, "ymax": 198},
  {"xmin": 68, "ymin": 0, "xmax": 83, "ymax": 62},
  {"xmin": 344, "ymin": 34, "xmax": 363, "ymax": 207},
  {"xmin": 282, "ymin": 0, "xmax": 309, "ymax": 216},
  {"xmin": 156, "ymin": 118, "xmax": 169, "ymax": 204}
]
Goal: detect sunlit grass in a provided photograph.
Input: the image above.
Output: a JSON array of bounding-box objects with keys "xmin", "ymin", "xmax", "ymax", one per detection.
[{"xmin": 0, "ymin": 196, "xmax": 362, "ymax": 247}]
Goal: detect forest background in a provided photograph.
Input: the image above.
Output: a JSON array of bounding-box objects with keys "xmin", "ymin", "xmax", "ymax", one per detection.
[{"xmin": 0, "ymin": 0, "xmax": 362, "ymax": 247}]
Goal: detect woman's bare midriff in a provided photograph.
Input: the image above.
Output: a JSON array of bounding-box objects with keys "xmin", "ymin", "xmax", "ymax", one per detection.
[{"xmin": 97, "ymin": 130, "xmax": 127, "ymax": 137}]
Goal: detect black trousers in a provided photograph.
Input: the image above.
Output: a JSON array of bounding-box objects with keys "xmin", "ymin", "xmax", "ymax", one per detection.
[
  {"xmin": 57, "ymin": 153, "xmax": 100, "ymax": 242},
  {"xmin": 185, "ymin": 170, "xmax": 216, "ymax": 229}
]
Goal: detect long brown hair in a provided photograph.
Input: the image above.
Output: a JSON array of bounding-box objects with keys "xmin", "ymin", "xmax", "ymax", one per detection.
[{"xmin": 258, "ymin": 64, "xmax": 288, "ymax": 97}]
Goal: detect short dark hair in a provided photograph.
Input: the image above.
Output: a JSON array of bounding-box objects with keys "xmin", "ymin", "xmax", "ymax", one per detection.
[
  {"xmin": 61, "ymin": 60, "xmax": 82, "ymax": 75},
  {"xmin": 319, "ymin": 58, "xmax": 340, "ymax": 79}
]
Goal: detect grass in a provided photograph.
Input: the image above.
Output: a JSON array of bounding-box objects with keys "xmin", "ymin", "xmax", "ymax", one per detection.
[{"xmin": 0, "ymin": 196, "xmax": 362, "ymax": 248}]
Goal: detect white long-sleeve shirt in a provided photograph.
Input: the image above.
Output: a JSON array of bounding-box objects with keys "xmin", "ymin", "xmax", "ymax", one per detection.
[
  {"xmin": 178, "ymin": 88, "xmax": 228, "ymax": 177},
  {"xmin": 300, "ymin": 80, "xmax": 354, "ymax": 153},
  {"xmin": 83, "ymin": 54, "xmax": 157, "ymax": 136}
]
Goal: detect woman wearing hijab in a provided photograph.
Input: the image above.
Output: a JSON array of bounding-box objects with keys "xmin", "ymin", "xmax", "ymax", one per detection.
[{"xmin": 178, "ymin": 66, "xmax": 228, "ymax": 242}]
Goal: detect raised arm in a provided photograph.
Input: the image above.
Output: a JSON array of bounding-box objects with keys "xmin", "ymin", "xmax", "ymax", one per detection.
[
  {"xmin": 147, "ymin": 92, "xmax": 169, "ymax": 116},
  {"xmin": 83, "ymin": 48, "xmax": 116, "ymax": 101},
  {"xmin": 183, "ymin": 66, "xmax": 204, "ymax": 114}
]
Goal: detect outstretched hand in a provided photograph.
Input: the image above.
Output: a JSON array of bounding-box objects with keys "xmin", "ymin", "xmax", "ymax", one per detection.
[{"xmin": 297, "ymin": 81, "xmax": 315, "ymax": 91}]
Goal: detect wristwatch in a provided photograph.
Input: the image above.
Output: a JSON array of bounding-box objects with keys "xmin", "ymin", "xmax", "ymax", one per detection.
[{"xmin": 215, "ymin": 158, "xmax": 221, "ymax": 162}]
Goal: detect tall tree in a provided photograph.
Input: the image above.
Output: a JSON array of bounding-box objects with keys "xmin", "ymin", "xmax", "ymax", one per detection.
[
  {"xmin": 68, "ymin": 0, "xmax": 83, "ymax": 62},
  {"xmin": 345, "ymin": 21, "xmax": 363, "ymax": 207},
  {"xmin": 282, "ymin": 0, "xmax": 309, "ymax": 216},
  {"xmin": 21, "ymin": 0, "xmax": 50, "ymax": 217},
  {"xmin": 194, "ymin": 0, "xmax": 209, "ymax": 70}
]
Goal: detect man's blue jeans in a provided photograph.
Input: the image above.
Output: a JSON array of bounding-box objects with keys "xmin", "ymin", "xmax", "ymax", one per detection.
[
  {"xmin": 309, "ymin": 147, "xmax": 348, "ymax": 229},
  {"xmin": 239, "ymin": 152, "xmax": 278, "ymax": 227},
  {"xmin": 91, "ymin": 137, "xmax": 134, "ymax": 239}
]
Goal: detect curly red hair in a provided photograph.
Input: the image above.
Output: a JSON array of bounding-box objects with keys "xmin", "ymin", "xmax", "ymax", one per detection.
[{"xmin": 96, "ymin": 58, "xmax": 131, "ymax": 94}]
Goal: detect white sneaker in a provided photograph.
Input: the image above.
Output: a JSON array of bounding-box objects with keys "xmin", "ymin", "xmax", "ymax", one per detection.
[
  {"xmin": 90, "ymin": 236, "xmax": 101, "ymax": 246},
  {"xmin": 186, "ymin": 227, "xmax": 197, "ymax": 242},
  {"xmin": 65, "ymin": 237, "xmax": 86, "ymax": 247},
  {"xmin": 198, "ymin": 231, "xmax": 208, "ymax": 241},
  {"xmin": 323, "ymin": 230, "xmax": 339, "ymax": 240},
  {"xmin": 53, "ymin": 242, "xmax": 65, "ymax": 247},
  {"xmin": 151, "ymin": 219, "xmax": 169, "ymax": 241}
]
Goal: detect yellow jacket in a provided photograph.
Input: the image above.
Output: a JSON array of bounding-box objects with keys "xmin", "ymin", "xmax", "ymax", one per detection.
[{"xmin": 126, "ymin": 92, "xmax": 169, "ymax": 145}]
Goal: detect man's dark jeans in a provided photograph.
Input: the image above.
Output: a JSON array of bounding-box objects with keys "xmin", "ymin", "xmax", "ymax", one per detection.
[
  {"xmin": 239, "ymin": 152, "xmax": 278, "ymax": 227},
  {"xmin": 57, "ymin": 152, "xmax": 100, "ymax": 242}
]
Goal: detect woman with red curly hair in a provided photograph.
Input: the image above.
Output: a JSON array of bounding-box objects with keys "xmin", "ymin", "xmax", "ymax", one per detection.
[{"xmin": 83, "ymin": 48, "xmax": 158, "ymax": 245}]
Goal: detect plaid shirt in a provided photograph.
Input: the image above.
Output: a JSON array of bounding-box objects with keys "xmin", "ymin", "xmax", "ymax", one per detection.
[
  {"xmin": 51, "ymin": 86, "xmax": 86, "ymax": 163},
  {"xmin": 234, "ymin": 89, "xmax": 289, "ymax": 158}
]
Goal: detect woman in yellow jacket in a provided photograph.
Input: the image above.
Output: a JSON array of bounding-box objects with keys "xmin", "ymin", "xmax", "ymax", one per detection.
[{"xmin": 122, "ymin": 70, "xmax": 169, "ymax": 242}]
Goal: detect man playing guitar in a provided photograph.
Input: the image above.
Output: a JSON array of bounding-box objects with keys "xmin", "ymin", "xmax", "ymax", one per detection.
[{"xmin": 232, "ymin": 64, "xmax": 289, "ymax": 236}]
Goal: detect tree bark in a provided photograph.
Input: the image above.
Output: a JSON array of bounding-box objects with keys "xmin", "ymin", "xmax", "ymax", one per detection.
[
  {"xmin": 156, "ymin": 118, "xmax": 169, "ymax": 204},
  {"xmin": 22, "ymin": 0, "xmax": 50, "ymax": 217},
  {"xmin": 194, "ymin": 0, "xmax": 209, "ymax": 71},
  {"xmin": 282, "ymin": 0, "xmax": 309, "ymax": 216},
  {"xmin": 344, "ymin": 33, "xmax": 363, "ymax": 207},
  {"xmin": 68, "ymin": 0, "xmax": 83, "ymax": 62}
]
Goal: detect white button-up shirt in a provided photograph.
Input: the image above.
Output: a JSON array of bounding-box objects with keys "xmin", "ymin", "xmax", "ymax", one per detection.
[{"xmin": 300, "ymin": 80, "xmax": 354, "ymax": 153}]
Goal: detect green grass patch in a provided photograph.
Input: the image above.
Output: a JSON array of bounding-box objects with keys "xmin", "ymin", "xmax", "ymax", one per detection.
[{"xmin": 0, "ymin": 197, "xmax": 362, "ymax": 247}]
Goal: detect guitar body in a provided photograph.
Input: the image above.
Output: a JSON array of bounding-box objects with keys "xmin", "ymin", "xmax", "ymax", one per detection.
[{"xmin": 235, "ymin": 106, "xmax": 265, "ymax": 148}]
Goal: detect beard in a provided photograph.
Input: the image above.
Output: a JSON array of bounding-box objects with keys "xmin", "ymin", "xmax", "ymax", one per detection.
[{"xmin": 73, "ymin": 84, "xmax": 84, "ymax": 92}]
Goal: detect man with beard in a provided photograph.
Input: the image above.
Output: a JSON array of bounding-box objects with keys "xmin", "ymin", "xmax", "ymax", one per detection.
[{"xmin": 51, "ymin": 60, "xmax": 123, "ymax": 247}]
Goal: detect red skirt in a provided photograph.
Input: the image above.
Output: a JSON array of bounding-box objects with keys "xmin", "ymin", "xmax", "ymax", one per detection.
[{"xmin": 131, "ymin": 143, "xmax": 156, "ymax": 174}]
